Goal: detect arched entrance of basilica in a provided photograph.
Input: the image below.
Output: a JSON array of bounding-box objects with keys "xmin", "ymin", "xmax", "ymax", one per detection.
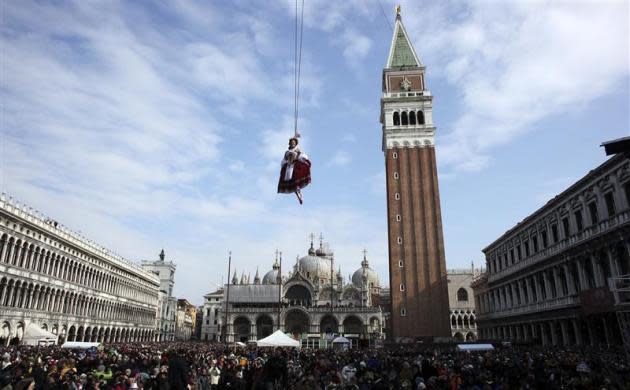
[
  {"xmin": 233, "ymin": 317, "xmax": 251, "ymax": 343},
  {"xmin": 343, "ymin": 316, "xmax": 363, "ymax": 334},
  {"xmin": 285, "ymin": 309, "xmax": 309, "ymax": 338},
  {"xmin": 285, "ymin": 285, "xmax": 312, "ymax": 307},
  {"xmin": 256, "ymin": 315, "xmax": 274, "ymax": 340},
  {"xmin": 320, "ymin": 315, "xmax": 338, "ymax": 335}
]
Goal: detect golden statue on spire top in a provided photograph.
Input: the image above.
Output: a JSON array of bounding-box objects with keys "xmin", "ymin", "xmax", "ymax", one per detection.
[{"xmin": 396, "ymin": 4, "xmax": 401, "ymax": 15}]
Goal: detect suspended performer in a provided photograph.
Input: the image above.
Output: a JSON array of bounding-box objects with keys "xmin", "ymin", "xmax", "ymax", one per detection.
[{"xmin": 278, "ymin": 137, "xmax": 311, "ymax": 204}]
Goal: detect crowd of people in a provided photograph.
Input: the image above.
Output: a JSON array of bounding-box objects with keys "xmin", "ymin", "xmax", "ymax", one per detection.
[{"xmin": 0, "ymin": 341, "xmax": 627, "ymax": 389}]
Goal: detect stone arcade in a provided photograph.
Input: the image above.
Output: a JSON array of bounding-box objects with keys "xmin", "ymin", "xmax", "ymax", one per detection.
[{"xmin": 0, "ymin": 195, "xmax": 160, "ymax": 345}]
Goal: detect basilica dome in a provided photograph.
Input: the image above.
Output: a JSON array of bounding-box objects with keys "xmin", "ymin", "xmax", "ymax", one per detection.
[
  {"xmin": 298, "ymin": 244, "xmax": 333, "ymax": 283},
  {"xmin": 352, "ymin": 256, "xmax": 380, "ymax": 289},
  {"xmin": 262, "ymin": 259, "xmax": 281, "ymax": 284}
]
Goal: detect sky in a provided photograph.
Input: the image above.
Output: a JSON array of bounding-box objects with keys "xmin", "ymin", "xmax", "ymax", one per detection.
[{"xmin": 1, "ymin": 0, "xmax": 628, "ymax": 305}]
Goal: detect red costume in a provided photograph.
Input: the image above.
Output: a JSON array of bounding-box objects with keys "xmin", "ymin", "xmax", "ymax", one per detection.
[{"xmin": 277, "ymin": 146, "xmax": 311, "ymax": 194}]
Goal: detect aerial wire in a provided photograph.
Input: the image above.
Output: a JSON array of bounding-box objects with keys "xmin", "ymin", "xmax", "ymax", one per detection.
[
  {"xmin": 377, "ymin": 0, "xmax": 394, "ymax": 32},
  {"xmin": 293, "ymin": 0, "xmax": 305, "ymax": 138}
]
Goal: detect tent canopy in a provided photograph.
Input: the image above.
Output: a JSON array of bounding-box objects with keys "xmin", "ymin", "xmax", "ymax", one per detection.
[
  {"xmin": 332, "ymin": 336, "xmax": 350, "ymax": 344},
  {"xmin": 61, "ymin": 341, "xmax": 101, "ymax": 349},
  {"xmin": 22, "ymin": 323, "xmax": 58, "ymax": 346},
  {"xmin": 256, "ymin": 330, "xmax": 300, "ymax": 348},
  {"xmin": 457, "ymin": 344, "xmax": 494, "ymax": 352}
]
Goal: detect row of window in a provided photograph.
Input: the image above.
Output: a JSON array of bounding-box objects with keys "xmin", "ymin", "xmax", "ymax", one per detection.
[
  {"xmin": 0, "ymin": 233, "xmax": 155, "ymax": 303},
  {"xmin": 480, "ymin": 245, "xmax": 629, "ymax": 314},
  {"xmin": 491, "ymin": 181, "xmax": 630, "ymax": 274},
  {"xmin": 392, "ymin": 111, "xmax": 425, "ymax": 126},
  {"xmin": 0, "ymin": 276, "xmax": 155, "ymax": 324},
  {"xmin": 0, "ymin": 215, "xmax": 150, "ymax": 288}
]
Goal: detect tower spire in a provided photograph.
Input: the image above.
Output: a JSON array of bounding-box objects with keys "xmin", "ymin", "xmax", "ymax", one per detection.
[{"xmin": 386, "ymin": 6, "xmax": 421, "ymax": 68}]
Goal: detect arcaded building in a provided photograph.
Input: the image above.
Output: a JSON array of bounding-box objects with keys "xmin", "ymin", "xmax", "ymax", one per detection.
[
  {"xmin": 473, "ymin": 155, "xmax": 630, "ymax": 345},
  {"xmin": 205, "ymin": 238, "xmax": 385, "ymax": 347},
  {"xmin": 381, "ymin": 9, "xmax": 451, "ymax": 340},
  {"xmin": 0, "ymin": 195, "xmax": 160, "ymax": 344},
  {"xmin": 447, "ymin": 267, "xmax": 481, "ymax": 341}
]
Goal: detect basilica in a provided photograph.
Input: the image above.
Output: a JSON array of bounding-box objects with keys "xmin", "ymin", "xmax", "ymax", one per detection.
[{"xmin": 201, "ymin": 237, "xmax": 385, "ymax": 348}]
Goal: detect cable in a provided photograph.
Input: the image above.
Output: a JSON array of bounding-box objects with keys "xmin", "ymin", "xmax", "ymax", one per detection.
[
  {"xmin": 293, "ymin": 0, "xmax": 305, "ymax": 138},
  {"xmin": 295, "ymin": 0, "xmax": 305, "ymax": 138},
  {"xmin": 377, "ymin": 0, "xmax": 393, "ymax": 32}
]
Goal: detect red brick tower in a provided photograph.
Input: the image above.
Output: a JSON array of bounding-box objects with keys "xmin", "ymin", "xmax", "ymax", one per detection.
[{"xmin": 380, "ymin": 8, "xmax": 451, "ymax": 341}]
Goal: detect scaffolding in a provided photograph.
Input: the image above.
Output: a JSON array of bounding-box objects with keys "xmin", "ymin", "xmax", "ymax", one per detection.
[{"xmin": 610, "ymin": 276, "xmax": 630, "ymax": 360}]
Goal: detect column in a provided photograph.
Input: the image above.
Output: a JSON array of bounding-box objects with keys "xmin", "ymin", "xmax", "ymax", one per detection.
[
  {"xmin": 606, "ymin": 247, "xmax": 620, "ymax": 278},
  {"xmin": 0, "ymin": 284, "xmax": 7, "ymax": 306},
  {"xmin": 586, "ymin": 319, "xmax": 595, "ymax": 345},
  {"xmin": 504, "ymin": 286, "xmax": 511, "ymax": 309},
  {"xmin": 518, "ymin": 280, "xmax": 526, "ymax": 306},
  {"xmin": 602, "ymin": 317, "xmax": 611, "ymax": 346},
  {"xmin": 571, "ymin": 319, "xmax": 582, "ymax": 345},
  {"xmin": 539, "ymin": 323, "xmax": 547, "ymax": 346},
  {"xmin": 0, "ymin": 239, "xmax": 8, "ymax": 263},
  {"xmin": 13, "ymin": 245, "xmax": 22, "ymax": 266},
  {"xmin": 511, "ymin": 283, "xmax": 519, "ymax": 306},
  {"xmin": 563, "ymin": 264, "xmax": 576, "ymax": 295},
  {"xmin": 27, "ymin": 289, "xmax": 35, "ymax": 309},
  {"xmin": 559, "ymin": 320, "xmax": 569, "ymax": 345},
  {"xmin": 6, "ymin": 244, "xmax": 16, "ymax": 266},
  {"xmin": 590, "ymin": 253, "xmax": 604, "ymax": 287},
  {"xmin": 553, "ymin": 267, "xmax": 563, "ymax": 297},
  {"xmin": 526, "ymin": 278, "xmax": 534, "ymax": 304},
  {"xmin": 549, "ymin": 321, "xmax": 558, "ymax": 345},
  {"xmin": 543, "ymin": 271, "xmax": 553, "ymax": 299},
  {"xmin": 534, "ymin": 275, "xmax": 543, "ymax": 302},
  {"xmin": 577, "ymin": 260, "xmax": 588, "ymax": 290}
]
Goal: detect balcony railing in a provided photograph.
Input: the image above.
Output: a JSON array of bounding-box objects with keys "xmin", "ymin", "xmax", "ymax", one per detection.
[
  {"xmin": 223, "ymin": 305, "xmax": 381, "ymax": 314},
  {"xmin": 476, "ymin": 295, "xmax": 579, "ymax": 320},
  {"xmin": 383, "ymin": 91, "xmax": 431, "ymax": 98},
  {"xmin": 489, "ymin": 210, "xmax": 630, "ymax": 283}
]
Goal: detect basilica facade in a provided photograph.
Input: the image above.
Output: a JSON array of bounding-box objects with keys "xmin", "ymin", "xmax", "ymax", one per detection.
[{"xmin": 203, "ymin": 238, "xmax": 385, "ymax": 347}]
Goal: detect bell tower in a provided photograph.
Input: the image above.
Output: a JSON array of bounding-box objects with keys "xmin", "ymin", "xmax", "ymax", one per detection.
[{"xmin": 380, "ymin": 8, "xmax": 451, "ymax": 340}]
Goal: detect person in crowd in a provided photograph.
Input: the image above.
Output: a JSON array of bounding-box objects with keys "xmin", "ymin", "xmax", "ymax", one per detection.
[{"xmin": 0, "ymin": 341, "xmax": 627, "ymax": 389}]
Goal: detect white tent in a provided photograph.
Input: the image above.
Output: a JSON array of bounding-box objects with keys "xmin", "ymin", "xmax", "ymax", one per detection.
[
  {"xmin": 22, "ymin": 323, "xmax": 58, "ymax": 346},
  {"xmin": 332, "ymin": 336, "xmax": 350, "ymax": 344},
  {"xmin": 61, "ymin": 341, "xmax": 101, "ymax": 349},
  {"xmin": 332, "ymin": 336, "xmax": 351, "ymax": 351},
  {"xmin": 256, "ymin": 330, "xmax": 300, "ymax": 348},
  {"xmin": 456, "ymin": 343, "xmax": 494, "ymax": 352}
]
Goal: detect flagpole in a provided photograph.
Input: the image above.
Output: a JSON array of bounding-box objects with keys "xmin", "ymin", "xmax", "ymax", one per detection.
[{"xmin": 224, "ymin": 251, "xmax": 231, "ymax": 345}]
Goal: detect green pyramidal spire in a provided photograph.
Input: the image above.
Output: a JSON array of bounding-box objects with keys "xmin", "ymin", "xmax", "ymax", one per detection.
[{"xmin": 387, "ymin": 11, "xmax": 420, "ymax": 68}]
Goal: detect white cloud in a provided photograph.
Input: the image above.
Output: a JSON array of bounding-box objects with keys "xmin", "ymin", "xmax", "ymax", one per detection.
[
  {"xmin": 337, "ymin": 28, "xmax": 373, "ymax": 66},
  {"xmin": 402, "ymin": 0, "xmax": 629, "ymax": 172},
  {"xmin": 328, "ymin": 150, "xmax": 352, "ymax": 167}
]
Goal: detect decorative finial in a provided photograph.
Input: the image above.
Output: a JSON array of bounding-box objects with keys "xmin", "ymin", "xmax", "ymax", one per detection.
[
  {"xmin": 319, "ymin": 233, "xmax": 324, "ymax": 249},
  {"xmin": 361, "ymin": 249, "xmax": 369, "ymax": 267},
  {"xmin": 159, "ymin": 249, "xmax": 165, "ymax": 262},
  {"xmin": 396, "ymin": 4, "xmax": 401, "ymax": 16}
]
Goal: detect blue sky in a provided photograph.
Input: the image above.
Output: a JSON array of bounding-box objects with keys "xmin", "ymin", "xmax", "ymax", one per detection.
[{"xmin": 1, "ymin": 0, "xmax": 628, "ymax": 304}]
